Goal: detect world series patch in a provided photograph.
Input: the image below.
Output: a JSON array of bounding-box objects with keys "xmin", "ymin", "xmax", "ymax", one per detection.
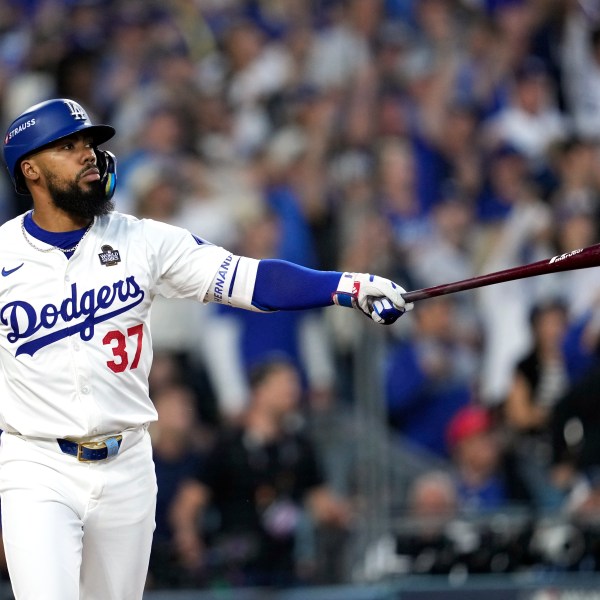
[{"xmin": 98, "ymin": 245, "xmax": 121, "ymax": 267}]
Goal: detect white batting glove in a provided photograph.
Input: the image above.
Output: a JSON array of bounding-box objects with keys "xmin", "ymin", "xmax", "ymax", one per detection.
[{"xmin": 332, "ymin": 272, "xmax": 413, "ymax": 325}]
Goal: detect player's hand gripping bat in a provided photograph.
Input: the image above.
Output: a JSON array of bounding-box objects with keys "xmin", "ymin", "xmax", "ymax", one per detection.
[{"xmin": 400, "ymin": 244, "xmax": 600, "ymax": 303}]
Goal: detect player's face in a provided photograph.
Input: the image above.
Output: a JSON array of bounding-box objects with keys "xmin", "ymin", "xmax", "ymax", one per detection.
[{"xmin": 32, "ymin": 133, "xmax": 114, "ymax": 219}]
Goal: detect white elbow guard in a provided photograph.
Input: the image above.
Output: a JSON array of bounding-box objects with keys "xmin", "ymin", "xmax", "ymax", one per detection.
[{"xmin": 205, "ymin": 255, "xmax": 268, "ymax": 312}]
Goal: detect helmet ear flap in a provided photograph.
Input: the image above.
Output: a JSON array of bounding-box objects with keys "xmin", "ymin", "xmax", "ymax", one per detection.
[{"xmin": 95, "ymin": 149, "xmax": 117, "ymax": 200}]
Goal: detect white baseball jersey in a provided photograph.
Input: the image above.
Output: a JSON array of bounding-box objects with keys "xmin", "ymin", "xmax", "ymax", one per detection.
[{"xmin": 0, "ymin": 211, "xmax": 259, "ymax": 439}]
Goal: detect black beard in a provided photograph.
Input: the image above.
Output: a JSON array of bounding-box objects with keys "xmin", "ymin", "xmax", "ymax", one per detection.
[{"xmin": 46, "ymin": 170, "xmax": 114, "ymax": 220}]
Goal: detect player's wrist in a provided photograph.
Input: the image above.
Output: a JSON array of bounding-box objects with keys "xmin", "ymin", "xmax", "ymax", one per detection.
[{"xmin": 331, "ymin": 272, "xmax": 359, "ymax": 310}]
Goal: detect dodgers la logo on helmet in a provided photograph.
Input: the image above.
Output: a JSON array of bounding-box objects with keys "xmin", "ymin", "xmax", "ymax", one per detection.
[
  {"xmin": 2, "ymin": 98, "xmax": 115, "ymax": 194},
  {"xmin": 64, "ymin": 99, "xmax": 89, "ymax": 121}
]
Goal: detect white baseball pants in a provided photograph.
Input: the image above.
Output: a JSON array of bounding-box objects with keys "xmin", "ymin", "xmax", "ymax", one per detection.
[{"xmin": 0, "ymin": 427, "xmax": 157, "ymax": 600}]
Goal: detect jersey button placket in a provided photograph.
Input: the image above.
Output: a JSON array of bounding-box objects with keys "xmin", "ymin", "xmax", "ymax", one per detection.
[{"xmin": 64, "ymin": 265, "xmax": 96, "ymax": 433}]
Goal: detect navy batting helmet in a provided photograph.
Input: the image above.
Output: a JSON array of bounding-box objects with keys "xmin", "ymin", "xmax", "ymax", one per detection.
[{"xmin": 3, "ymin": 98, "xmax": 116, "ymax": 198}]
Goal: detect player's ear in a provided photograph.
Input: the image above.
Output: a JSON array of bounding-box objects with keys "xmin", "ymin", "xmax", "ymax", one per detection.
[{"xmin": 20, "ymin": 158, "xmax": 41, "ymax": 185}]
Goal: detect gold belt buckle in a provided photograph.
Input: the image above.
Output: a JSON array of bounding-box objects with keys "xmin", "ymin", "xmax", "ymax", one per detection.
[{"xmin": 76, "ymin": 435, "xmax": 123, "ymax": 462}]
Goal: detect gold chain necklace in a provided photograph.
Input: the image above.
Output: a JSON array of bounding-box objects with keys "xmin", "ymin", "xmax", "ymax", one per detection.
[{"xmin": 21, "ymin": 213, "xmax": 94, "ymax": 254}]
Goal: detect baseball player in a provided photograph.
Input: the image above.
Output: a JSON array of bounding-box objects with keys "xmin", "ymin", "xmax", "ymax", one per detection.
[{"xmin": 0, "ymin": 98, "xmax": 412, "ymax": 600}]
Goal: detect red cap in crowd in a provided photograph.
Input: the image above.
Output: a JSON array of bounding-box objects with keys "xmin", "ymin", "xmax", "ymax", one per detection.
[{"xmin": 446, "ymin": 405, "xmax": 492, "ymax": 449}]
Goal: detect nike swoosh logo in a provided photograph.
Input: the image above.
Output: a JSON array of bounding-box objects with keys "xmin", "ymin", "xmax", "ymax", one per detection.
[{"xmin": 2, "ymin": 263, "xmax": 24, "ymax": 277}]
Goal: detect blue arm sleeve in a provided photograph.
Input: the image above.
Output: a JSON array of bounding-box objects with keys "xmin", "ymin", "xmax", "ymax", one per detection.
[{"xmin": 252, "ymin": 259, "xmax": 341, "ymax": 311}]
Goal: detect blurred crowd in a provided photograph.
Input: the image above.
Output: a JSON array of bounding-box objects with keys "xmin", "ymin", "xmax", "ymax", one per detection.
[{"xmin": 3, "ymin": 0, "xmax": 600, "ymax": 591}]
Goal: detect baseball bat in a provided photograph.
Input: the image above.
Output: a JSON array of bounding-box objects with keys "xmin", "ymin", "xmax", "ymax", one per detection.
[{"xmin": 401, "ymin": 244, "xmax": 600, "ymax": 303}]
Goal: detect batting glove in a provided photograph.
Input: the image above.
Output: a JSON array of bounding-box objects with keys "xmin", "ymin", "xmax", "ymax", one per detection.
[{"xmin": 332, "ymin": 272, "xmax": 413, "ymax": 325}]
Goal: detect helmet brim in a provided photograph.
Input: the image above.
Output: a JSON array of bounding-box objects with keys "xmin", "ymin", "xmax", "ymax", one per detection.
[
  {"xmin": 33, "ymin": 123, "xmax": 116, "ymax": 151},
  {"xmin": 83, "ymin": 124, "xmax": 115, "ymax": 146}
]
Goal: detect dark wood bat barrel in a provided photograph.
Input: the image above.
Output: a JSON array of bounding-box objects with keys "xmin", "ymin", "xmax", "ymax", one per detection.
[{"xmin": 402, "ymin": 244, "xmax": 600, "ymax": 303}]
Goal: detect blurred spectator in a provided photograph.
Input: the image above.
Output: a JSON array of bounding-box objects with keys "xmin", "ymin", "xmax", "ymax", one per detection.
[
  {"xmin": 394, "ymin": 470, "xmax": 460, "ymax": 575},
  {"xmin": 411, "ymin": 0, "xmax": 461, "ymax": 62},
  {"xmin": 485, "ymin": 0, "xmax": 543, "ymax": 75},
  {"xmin": 406, "ymin": 470, "xmax": 459, "ymax": 523},
  {"xmin": 372, "ymin": 19, "xmax": 416, "ymax": 95},
  {"xmin": 255, "ymin": 85, "xmax": 333, "ymax": 268},
  {"xmin": 148, "ymin": 383, "xmax": 211, "ymax": 589},
  {"xmin": 202, "ymin": 208, "xmax": 336, "ymax": 418},
  {"xmin": 447, "ymin": 405, "xmax": 514, "ymax": 512},
  {"xmin": 199, "ymin": 17, "xmax": 294, "ymax": 158},
  {"xmin": 169, "ymin": 358, "xmax": 351, "ymax": 588},
  {"xmin": 549, "ymin": 136, "xmax": 600, "ymax": 218},
  {"xmin": 452, "ymin": 13, "xmax": 510, "ymax": 117},
  {"xmin": 504, "ymin": 299, "xmax": 570, "ymax": 511},
  {"xmin": 96, "ymin": 8, "xmax": 170, "ymax": 139},
  {"xmin": 552, "ymin": 370, "xmax": 600, "ymax": 544},
  {"xmin": 395, "ymin": 462, "xmax": 529, "ymax": 575},
  {"xmin": 405, "ymin": 4, "xmax": 487, "ymax": 210},
  {"xmin": 408, "ymin": 188, "xmax": 482, "ymax": 351},
  {"xmin": 129, "ymin": 157, "xmax": 240, "ymax": 247},
  {"xmin": 551, "ymin": 348, "xmax": 600, "ymax": 521},
  {"xmin": 426, "ymin": 100, "xmax": 485, "ymax": 203},
  {"xmin": 409, "ymin": 187, "xmax": 477, "ymax": 290},
  {"xmin": 385, "ymin": 296, "xmax": 479, "ymax": 458},
  {"xmin": 242, "ymin": 0, "xmax": 313, "ymax": 41},
  {"xmin": 482, "ymin": 55, "xmax": 569, "ymax": 178},
  {"xmin": 116, "ymin": 104, "xmax": 192, "ymax": 194},
  {"xmin": 474, "ymin": 143, "xmax": 554, "ymax": 405},
  {"xmin": 304, "ymin": 0, "xmax": 375, "ymax": 93},
  {"xmin": 476, "ymin": 143, "xmax": 531, "ymax": 222},
  {"xmin": 55, "ymin": 50, "xmax": 102, "ymax": 113},
  {"xmin": 148, "ymin": 351, "xmax": 186, "ymax": 397},
  {"xmin": 376, "ymin": 137, "xmax": 431, "ymax": 253},
  {"xmin": 402, "ymin": 62, "xmax": 458, "ymax": 213},
  {"xmin": 561, "ymin": 0, "xmax": 600, "ymax": 140}
]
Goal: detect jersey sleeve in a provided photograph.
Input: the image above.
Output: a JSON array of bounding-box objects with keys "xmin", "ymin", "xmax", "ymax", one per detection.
[
  {"xmin": 142, "ymin": 219, "xmax": 233, "ymax": 302},
  {"xmin": 142, "ymin": 219, "xmax": 343, "ymax": 311}
]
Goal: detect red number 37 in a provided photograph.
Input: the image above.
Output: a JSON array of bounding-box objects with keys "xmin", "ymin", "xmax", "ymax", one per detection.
[{"xmin": 102, "ymin": 323, "xmax": 144, "ymax": 373}]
